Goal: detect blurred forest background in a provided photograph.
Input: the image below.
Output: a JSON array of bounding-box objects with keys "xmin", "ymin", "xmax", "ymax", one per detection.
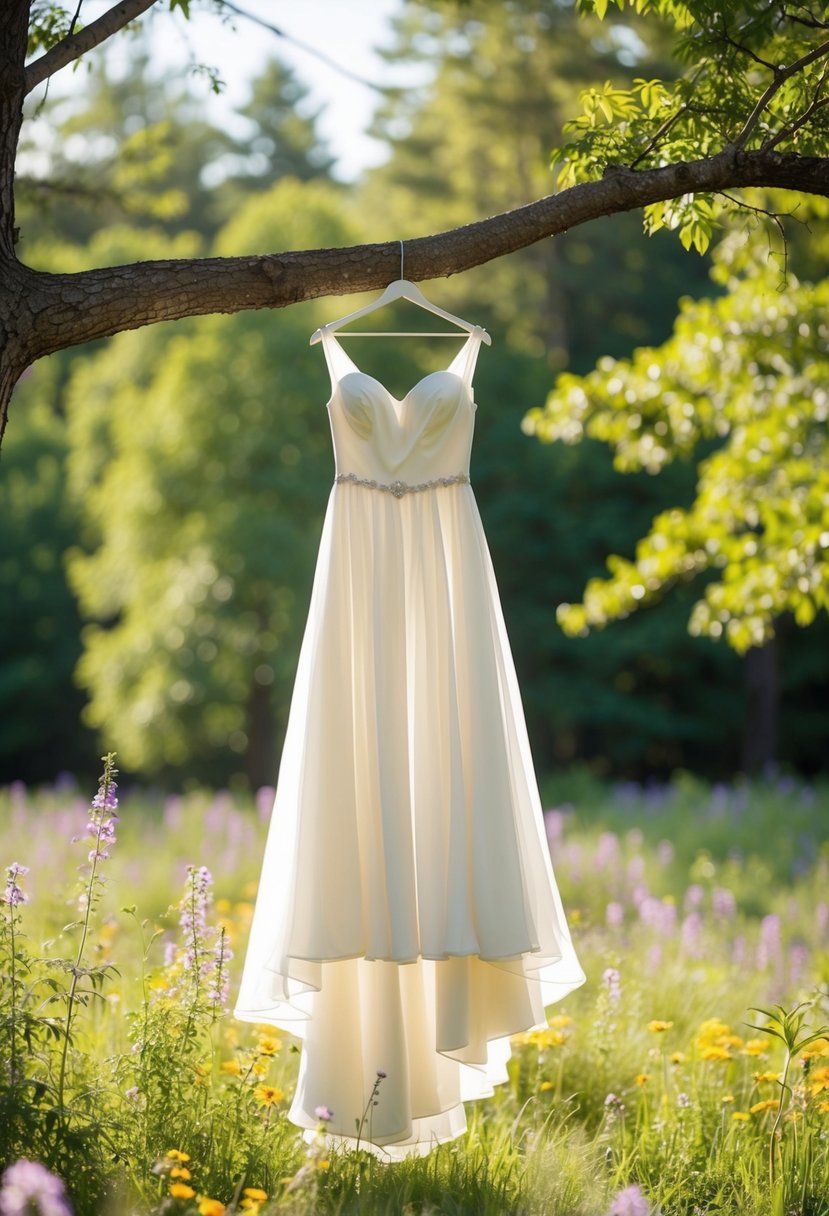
[{"xmin": 4, "ymin": 0, "xmax": 829, "ymax": 790}]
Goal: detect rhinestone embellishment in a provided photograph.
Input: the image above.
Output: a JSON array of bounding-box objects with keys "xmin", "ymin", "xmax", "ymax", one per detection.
[{"xmin": 335, "ymin": 472, "xmax": 470, "ymax": 497}]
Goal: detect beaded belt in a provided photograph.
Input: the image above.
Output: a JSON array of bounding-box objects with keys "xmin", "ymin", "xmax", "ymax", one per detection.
[{"xmin": 335, "ymin": 472, "xmax": 470, "ymax": 499}]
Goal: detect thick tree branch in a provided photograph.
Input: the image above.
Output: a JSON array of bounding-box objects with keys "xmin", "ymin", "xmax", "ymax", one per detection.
[
  {"xmin": 4, "ymin": 148, "xmax": 827, "ymax": 377},
  {"xmin": 24, "ymin": 0, "xmax": 159, "ymax": 95}
]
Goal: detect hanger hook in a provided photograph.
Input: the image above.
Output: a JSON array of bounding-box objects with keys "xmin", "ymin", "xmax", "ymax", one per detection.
[{"xmin": 400, "ymin": 239, "xmax": 404, "ymax": 281}]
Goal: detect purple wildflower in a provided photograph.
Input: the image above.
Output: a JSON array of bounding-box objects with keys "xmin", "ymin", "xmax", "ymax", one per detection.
[
  {"xmin": 602, "ymin": 967, "xmax": 621, "ymax": 1006},
  {"xmin": 680, "ymin": 911, "xmax": 703, "ymax": 957},
  {"xmin": 0, "ymin": 1159, "xmax": 73, "ymax": 1216},
  {"xmin": 314, "ymin": 1105, "xmax": 333, "ymax": 1122},
  {"xmin": 756, "ymin": 914, "xmax": 783, "ymax": 970},
  {"xmin": 3, "ymin": 864, "xmax": 29, "ymax": 908},
  {"xmin": 606, "ymin": 1183, "xmax": 650, "ymax": 1216},
  {"xmin": 712, "ymin": 887, "xmax": 736, "ymax": 919},
  {"xmin": 606, "ymin": 901, "xmax": 625, "ymax": 929},
  {"xmin": 656, "ymin": 840, "xmax": 674, "ymax": 865},
  {"xmin": 676, "ymin": 1092, "xmax": 691, "ymax": 1109},
  {"xmin": 684, "ymin": 884, "xmax": 704, "ymax": 911},
  {"xmin": 376, "ymin": 1069, "xmax": 387, "ymax": 1079}
]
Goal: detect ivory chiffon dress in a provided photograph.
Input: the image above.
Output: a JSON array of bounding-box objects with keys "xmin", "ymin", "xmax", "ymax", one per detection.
[{"xmin": 232, "ymin": 324, "xmax": 585, "ymax": 1157}]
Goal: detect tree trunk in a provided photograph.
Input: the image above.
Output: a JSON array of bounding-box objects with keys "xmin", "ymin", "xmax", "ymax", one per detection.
[
  {"xmin": 245, "ymin": 676, "xmax": 277, "ymax": 791},
  {"xmin": 741, "ymin": 635, "xmax": 779, "ymax": 775}
]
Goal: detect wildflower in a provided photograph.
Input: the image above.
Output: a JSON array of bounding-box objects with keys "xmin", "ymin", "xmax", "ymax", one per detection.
[
  {"xmin": 670, "ymin": 1051, "xmax": 686, "ymax": 1065},
  {"xmin": 750, "ymin": 1099, "xmax": 778, "ymax": 1114},
  {"xmin": 647, "ymin": 1020, "xmax": 673, "ymax": 1033},
  {"xmin": 254, "ymin": 1085, "xmax": 284, "ymax": 1106},
  {"xmin": 754, "ymin": 1070, "xmax": 781, "ymax": 1084},
  {"xmin": 539, "ymin": 1080, "xmax": 553, "ymax": 1091},
  {"xmin": 604, "ymin": 1093, "xmax": 624, "ymax": 1110},
  {"xmin": 818, "ymin": 1100, "xmax": 829, "ymax": 1113},
  {"xmin": 742, "ymin": 1039, "xmax": 769, "ymax": 1057},
  {"xmin": 165, "ymin": 1151, "xmax": 191, "ymax": 1163},
  {"xmin": 251, "ymin": 1061, "xmax": 268, "ymax": 1077},
  {"xmin": 169, "ymin": 1184, "xmax": 195, "ymax": 1199},
  {"xmin": 634, "ymin": 1073, "xmax": 649, "ymax": 1086},
  {"xmin": 701, "ymin": 1046, "xmax": 733, "ymax": 1063},
  {"xmin": 809, "ymin": 1066, "xmax": 829, "ymax": 1097},
  {"xmin": 197, "ymin": 1200, "xmax": 225, "ymax": 1216},
  {"xmin": 523, "ymin": 1028, "xmax": 566, "ymax": 1050},
  {"xmin": 256, "ymin": 1035, "xmax": 282, "ymax": 1056},
  {"xmin": 721, "ymin": 1094, "xmax": 735, "ymax": 1104},
  {"xmin": 3, "ymin": 863, "xmax": 30, "ymax": 908},
  {"xmin": 314, "ymin": 1105, "xmax": 333, "ymax": 1122},
  {"xmin": 241, "ymin": 1188, "xmax": 267, "ymax": 1201},
  {"xmin": 602, "ymin": 967, "xmax": 621, "ymax": 1005},
  {"xmin": 606, "ymin": 901, "xmax": 624, "ymax": 928},
  {"xmin": 548, "ymin": 1014, "xmax": 573, "ymax": 1028},
  {"xmin": 676, "ymin": 1092, "xmax": 691, "ymax": 1108},
  {"xmin": 125, "ymin": 1086, "xmax": 140, "ymax": 1101},
  {"xmin": 376, "ymin": 1069, "xmax": 387, "ymax": 1078},
  {"xmin": 0, "ymin": 1159, "xmax": 73, "ymax": 1216},
  {"xmin": 606, "ymin": 1182, "xmax": 650, "ymax": 1216},
  {"xmin": 801, "ymin": 1038, "xmax": 829, "ymax": 1062},
  {"xmin": 784, "ymin": 1111, "xmax": 803, "ymax": 1122},
  {"xmin": 731, "ymin": 1111, "xmax": 750, "ymax": 1122},
  {"xmin": 170, "ymin": 1168, "xmax": 192, "ymax": 1180},
  {"xmin": 220, "ymin": 1060, "xmax": 242, "ymax": 1075}
]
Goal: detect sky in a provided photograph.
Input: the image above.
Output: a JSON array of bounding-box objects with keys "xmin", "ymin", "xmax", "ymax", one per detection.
[{"xmin": 29, "ymin": 0, "xmax": 424, "ymax": 180}]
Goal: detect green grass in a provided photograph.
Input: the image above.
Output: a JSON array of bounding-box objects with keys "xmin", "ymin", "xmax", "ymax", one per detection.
[{"xmin": 1, "ymin": 764, "xmax": 828, "ymax": 1215}]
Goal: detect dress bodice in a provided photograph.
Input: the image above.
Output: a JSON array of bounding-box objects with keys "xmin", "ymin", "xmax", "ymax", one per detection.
[{"xmin": 321, "ymin": 328, "xmax": 484, "ymax": 487}]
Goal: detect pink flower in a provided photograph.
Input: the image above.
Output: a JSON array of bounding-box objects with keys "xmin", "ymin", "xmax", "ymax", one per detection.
[{"xmin": 606, "ymin": 1183, "xmax": 650, "ymax": 1216}]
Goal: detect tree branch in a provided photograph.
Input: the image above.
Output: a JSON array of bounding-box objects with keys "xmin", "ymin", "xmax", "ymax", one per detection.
[
  {"xmin": 24, "ymin": 0, "xmax": 160, "ymax": 95},
  {"xmin": 6, "ymin": 148, "xmax": 827, "ymax": 371},
  {"xmin": 730, "ymin": 37, "xmax": 829, "ymax": 150}
]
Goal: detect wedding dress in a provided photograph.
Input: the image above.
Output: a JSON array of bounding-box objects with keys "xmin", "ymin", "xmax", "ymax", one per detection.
[{"xmin": 232, "ymin": 324, "xmax": 585, "ymax": 1157}]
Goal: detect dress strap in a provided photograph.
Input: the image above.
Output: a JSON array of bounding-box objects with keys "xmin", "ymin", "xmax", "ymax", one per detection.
[
  {"xmin": 446, "ymin": 325, "xmax": 485, "ymax": 387},
  {"xmin": 319, "ymin": 327, "xmax": 360, "ymax": 392}
]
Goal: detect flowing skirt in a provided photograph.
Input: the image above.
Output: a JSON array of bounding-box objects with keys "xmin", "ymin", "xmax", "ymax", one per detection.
[{"xmin": 232, "ymin": 482, "xmax": 585, "ymax": 1156}]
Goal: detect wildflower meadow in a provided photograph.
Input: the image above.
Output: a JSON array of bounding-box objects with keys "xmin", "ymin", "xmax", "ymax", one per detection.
[{"xmin": 1, "ymin": 758, "xmax": 828, "ymax": 1216}]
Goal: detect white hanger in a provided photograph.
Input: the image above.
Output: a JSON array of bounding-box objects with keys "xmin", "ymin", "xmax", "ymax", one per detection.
[{"xmin": 309, "ymin": 241, "xmax": 491, "ymax": 346}]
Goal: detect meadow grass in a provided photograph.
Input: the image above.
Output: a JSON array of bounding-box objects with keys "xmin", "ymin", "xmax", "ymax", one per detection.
[{"xmin": 1, "ymin": 760, "xmax": 828, "ymax": 1216}]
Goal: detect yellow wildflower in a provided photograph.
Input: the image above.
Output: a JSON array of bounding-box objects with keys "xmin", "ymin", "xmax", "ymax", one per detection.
[
  {"xmin": 818, "ymin": 1100, "xmax": 829, "ymax": 1113},
  {"xmin": 523, "ymin": 1028, "xmax": 567, "ymax": 1050},
  {"xmin": 801, "ymin": 1038, "xmax": 829, "ymax": 1062},
  {"xmin": 197, "ymin": 1200, "xmax": 225, "ymax": 1216},
  {"xmin": 539, "ymin": 1081, "xmax": 554, "ymax": 1091},
  {"xmin": 165, "ymin": 1151, "xmax": 191, "ymax": 1162},
  {"xmin": 697, "ymin": 1019, "xmax": 731, "ymax": 1041},
  {"xmin": 251, "ymin": 1061, "xmax": 269, "ymax": 1077},
  {"xmin": 257, "ymin": 1035, "xmax": 282, "ymax": 1055},
  {"xmin": 701, "ymin": 1046, "xmax": 733, "ymax": 1063},
  {"xmin": 634, "ymin": 1073, "xmax": 649, "ymax": 1086},
  {"xmin": 750, "ymin": 1099, "xmax": 778, "ymax": 1114},
  {"xmin": 721, "ymin": 1094, "xmax": 736, "ymax": 1104},
  {"xmin": 239, "ymin": 1200, "xmax": 260, "ymax": 1212},
  {"xmin": 741, "ymin": 1039, "xmax": 768, "ymax": 1057},
  {"xmin": 215, "ymin": 898, "xmax": 232, "ymax": 913},
  {"xmin": 242, "ymin": 1188, "xmax": 268, "ymax": 1201},
  {"xmin": 170, "ymin": 1168, "xmax": 192, "ymax": 1180},
  {"xmin": 784, "ymin": 1111, "xmax": 803, "ymax": 1122},
  {"xmin": 315, "ymin": 1159, "xmax": 330, "ymax": 1171},
  {"xmin": 169, "ymin": 1183, "xmax": 195, "ymax": 1199},
  {"xmin": 670, "ymin": 1052, "xmax": 687, "ymax": 1065},
  {"xmin": 809, "ymin": 1066, "xmax": 829, "ymax": 1097},
  {"xmin": 731, "ymin": 1111, "xmax": 750, "ymax": 1121},
  {"xmin": 547, "ymin": 1014, "xmax": 573, "ymax": 1028},
  {"xmin": 220, "ymin": 1060, "xmax": 242, "ymax": 1076},
  {"xmin": 753, "ymin": 1070, "xmax": 781, "ymax": 1084},
  {"xmin": 647, "ymin": 1021, "xmax": 674, "ymax": 1033},
  {"xmin": 254, "ymin": 1084, "xmax": 284, "ymax": 1106}
]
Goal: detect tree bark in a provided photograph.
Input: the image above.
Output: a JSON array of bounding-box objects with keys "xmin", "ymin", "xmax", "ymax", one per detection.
[{"xmin": 0, "ymin": 0, "xmax": 29, "ymax": 260}]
